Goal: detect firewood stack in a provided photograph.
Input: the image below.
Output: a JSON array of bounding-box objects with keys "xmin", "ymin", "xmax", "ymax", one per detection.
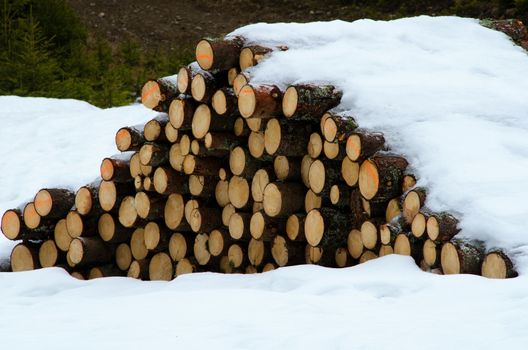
[{"xmin": 0, "ymin": 35, "xmax": 518, "ymax": 280}]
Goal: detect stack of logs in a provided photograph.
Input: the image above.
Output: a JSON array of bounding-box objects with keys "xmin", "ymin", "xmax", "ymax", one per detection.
[{"xmin": 0, "ymin": 35, "xmax": 517, "ymax": 280}]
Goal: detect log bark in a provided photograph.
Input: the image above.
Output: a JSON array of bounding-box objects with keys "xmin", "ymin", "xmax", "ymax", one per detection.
[
  {"xmin": 205, "ymin": 132, "xmax": 241, "ymax": 154},
  {"xmin": 238, "ymin": 84, "xmax": 283, "ymax": 119},
  {"xmin": 441, "ymin": 238, "xmax": 485, "ymax": 275},
  {"xmin": 195, "ymin": 36, "xmax": 244, "ymax": 71},
  {"xmin": 282, "ymin": 84, "xmax": 342, "ymax": 120},
  {"xmin": 189, "ymin": 207, "xmax": 223, "ymax": 233},
  {"xmin": 358, "ymin": 153, "xmax": 409, "ymax": 202},
  {"xmin": 141, "ymin": 75, "xmax": 179, "ymax": 112},
  {"xmin": 115, "ymin": 126, "xmax": 144, "ymax": 152},
  {"xmin": 2, "ymin": 208, "xmax": 51, "ymax": 241},
  {"xmin": 322, "ymin": 112, "xmax": 358, "ymax": 142}
]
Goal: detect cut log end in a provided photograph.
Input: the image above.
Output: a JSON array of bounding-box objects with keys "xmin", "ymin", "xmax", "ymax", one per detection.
[
  {"xmin": 282, "ymin": 86, "xmax": 298, "ymax": 118},
  {"xmin": 149, "ymin": 252, "xmax": 173, "ymax": 281},
  {"xmin": 116, "ymin": 243, "xmax": 132, "ymax": 271},
  {"xmin": 229, "ymin": 146, "xmax": 246, "ymax": 176},
  {"xmin": 1, "ymin": 209, "xmax": 21, "ymax": 240},
  {"xmin": 360, "ymin": 221, "xmax": 378, "ymax": 250},
  {"xmin": 358, "ymin": 160, "xmax": 379, "ymax": 200},
  {"xmin": 481, "ymin": 252, "xmax": 517, "ymax": 279},
  {"xmin": 347, "ymin": 229, "xmax": 364, "ymax": 259},
  {"xmin": 195, "ymin": 39, "xmax": 215, "ymax": 70},
  {"xmin": 304, "ymin": 209, "xmax": 324, "ymax": 247},
  {"xmin": 212, "ymin": 89, "xmax": 228, "ymax": 115},
  {"xmin": 75, "ymin": 187, "xmax": 93, "ymax": 216},
  {"xmin": 411, "ymin": 212, "xmax": 427, "ymax": 238},
  {"xmin": 115, "ymin": 128, "xmax": 133, "ymax": 152},
  {"xmin": 341, "ymin": 157, "xmax": 359, "ymax": 187},
  {"xmin": 23, "ymin": 203, "xmax": 41, "ymax": 229},
  {"xmin": 11, "ymin": 244, "xmax": 38, "ymax": 272},
  {"xmin": 118, "ymin": 196, "xmax": 138, "ymax": 228},
  {"xmin": 169, "ymin": 233, "xmax": 189, "ymax": 262},
  {"xmin": 308, "ymin": 160, "xmax": 326, "ymax": 194},
  {"xmin": 39, "ymin": 240, "xmax": 58, "ymax": 268},
  {"xmin": 141, "ymin": 80, "xmax": 161, "ymax": 109},
  {"xmin": 238, "ymin": 85, "xmax": 257, "ymax": 118}
]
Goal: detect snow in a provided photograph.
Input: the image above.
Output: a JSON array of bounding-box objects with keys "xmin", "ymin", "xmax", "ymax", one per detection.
[
  {"xmin": 1, "ymin": 255, "xmax": 527, "ymax": 349},
  {"xmin": 230, "ymin": 16, "xmax": 528, "ymax": 271},
  {"xmin": 0, "ymin": 96, "xmax": 157, "ymax": 256},
  {"xmin": 1, "ymin": 16, "xmax": 528, "ymax": 348}
]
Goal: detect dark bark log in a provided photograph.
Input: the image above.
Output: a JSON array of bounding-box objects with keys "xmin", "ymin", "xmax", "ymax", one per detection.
[
  {"xmin": 144, "ymin": 114, "xmax": 169, "ymax": 142},
  {"xmin": 177, "ymin": 62, "xmax": 201, "ymax": 95},
  {"xmin": 183, "ymin": 155, "xmax": 227, "ymax": 176},
  {"xmin": 402, "ymin": 187, "xmax": 427, "ymax": 224},
  {"xmin": 168, "ymin": 96, "xmax": 196, "ymax": 130},
  {"xmin": 195, "ymin": 36, "xmax": 244, "ymax": 71},
  {"xmin": 274, "ymin": 156, "xmax": 302, "ymax": 181},
  {"xmin": 286, "ymin": 214, "xmax": 306, "ymax": 242},
  {"xmin": 115, "ymin": 126, "xmax": 145, "ymax": 152},
  {"xmin": 75, "ymin": 181, "xmax": 102, "ymax": 216},
  {"xmin": 282, "ymin": 84, "xmax": 342, "ymax": 120},
  {"xmin": 153, "ymin": 166, "xmax": 188, "ymax": 195},
  {"xmin": 100, "ymin": 157, "xmax": 131, "ymax": 182},
  {"xmin": 263, "ymin": 182, "xmax": 305, "ymax": 218},
  {"xmin": 441, "ymin": 238, "xmax": 485, "ymax": 275},
  {"xmin": 68, "ymin": 237, "xmax": 114, "ymax": 267},
  {"xmin": 249, "ymin": 210, "xmax": 284, "ymax": 241},
  {"xmin": 481, "ymin": 250, "xmax": 517, "ymax": 279},
  {"xmin": 427, "ymin": 212, "xmax": 460, "ymax": 242},
  {"xmin": 264, "ymin": 118, "xmax": 310, "ymax": 156},
  {"xmin": 98, "ymin": 213, "xmax": 133, "ymax": 244},
  {"xmin": 10, "ymin": 242, "xmax": 40, "ymax": 271},
  {"xmin": 212, "ymin": 87, "xmax": 238, "ymax": 116},
  {"xmin": 271, "ymin": 235, "xmax": 305, "ymax": 267},
  {"xmin": 191, "ymin": 70, "xmax": 227, "ymax": 103},
  {"xmin": 304, "ymin": 208, "xmax": 351, "ymax": 249},
  {"xmin": 34, "ymin": 188, "xmax": 75, "ymax": 219},
  {"xmin": 359, "ymin": 153, "xmax": 409, "ymax": 202},
  {"xmin": 322, "ymin": 112, "xmax": 358, "ymax": 142},
  {"xmin": 139, "ymin": 142, "xmax": 169, "ymax": 167},
  {"xmin": 346, "ymin": 130, "xmax": 386, "ymax": 162},
  {"xmin": 238, "ymin": 84, "xmax": 283, "ymax": 119},
  {"xmin": 141, "ymin": 75, "xmax": 179, "ymax": 112}
]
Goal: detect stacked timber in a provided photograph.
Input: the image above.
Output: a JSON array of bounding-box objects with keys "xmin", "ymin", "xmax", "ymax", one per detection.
[{"xmin": 0, "ymin": 34, "xmax": 517, "ymax": 280}]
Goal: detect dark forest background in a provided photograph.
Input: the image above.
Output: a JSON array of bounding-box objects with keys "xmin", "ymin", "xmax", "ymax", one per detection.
[{"xmin": 0, "ymin": 0, "xmax": 526, "ymax": 107}]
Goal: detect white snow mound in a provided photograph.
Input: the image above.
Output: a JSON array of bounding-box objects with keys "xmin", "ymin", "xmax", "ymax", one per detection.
[{"xmin": 230, "ymin": 16, "xmax": 528, "ymax": 270}]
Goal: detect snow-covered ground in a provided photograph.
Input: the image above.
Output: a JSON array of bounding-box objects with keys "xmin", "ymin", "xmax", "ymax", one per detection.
[{"xmin": 1, "ymin": 16, "xmax": 528, "ymax": 349}]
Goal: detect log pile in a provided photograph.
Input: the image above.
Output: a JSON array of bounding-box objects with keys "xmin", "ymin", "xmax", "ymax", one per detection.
[{"xmin": 0, "ymin": 34, "xmax": 518, "ymax": 280}]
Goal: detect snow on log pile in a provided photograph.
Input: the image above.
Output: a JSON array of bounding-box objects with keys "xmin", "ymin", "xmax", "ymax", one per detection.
[{"xmin": 2, "ymin": 16, "xmax": 528, "ymax": 279}]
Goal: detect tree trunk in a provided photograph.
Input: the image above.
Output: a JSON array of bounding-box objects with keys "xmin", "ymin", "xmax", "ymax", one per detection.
[
  {"xmin": 304, "ymin": 208, "xmax": 350, "ymax": 249},
  {"xmin": 141, "ymin": 75, "xmax": 179, "ymax": 112},
  {"xmin": 212, "ymin": 87, "xmax": 238, "ymax": 116},
  {"xmin": 481, "ymin": 250, "xmax": 517, "ymax": 279},
  {"xmin": 68, "ymin": 237, "xmax": 114, "ymax": 267},
  {"xmin": 427, "ymin": 212, "xmax": 460, "ymax": 242},
  {"xmin": 144, "ymin": 114, "xmax": 169, "ymax": 142},
  {"xmin": 98, "ymin": 213, "xmax": 133, "ymax": 244},
  {"xmin": 249, "ymin": 210, "xmax": 284, "ymax": 241},
  {"xmin": 153, "ymin": 166, "xmax": 188, "ymax": 195},
  {"xmin": 169, "ymin": 97, "xmax": 196, "ymax": 130},
  {"xmin": 402, "ymin": 187, "xmax": 427, "ymax": 224},
  {"xmin": 177, "ymin": 61, "xmax": 201, "ymax": 95}
]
